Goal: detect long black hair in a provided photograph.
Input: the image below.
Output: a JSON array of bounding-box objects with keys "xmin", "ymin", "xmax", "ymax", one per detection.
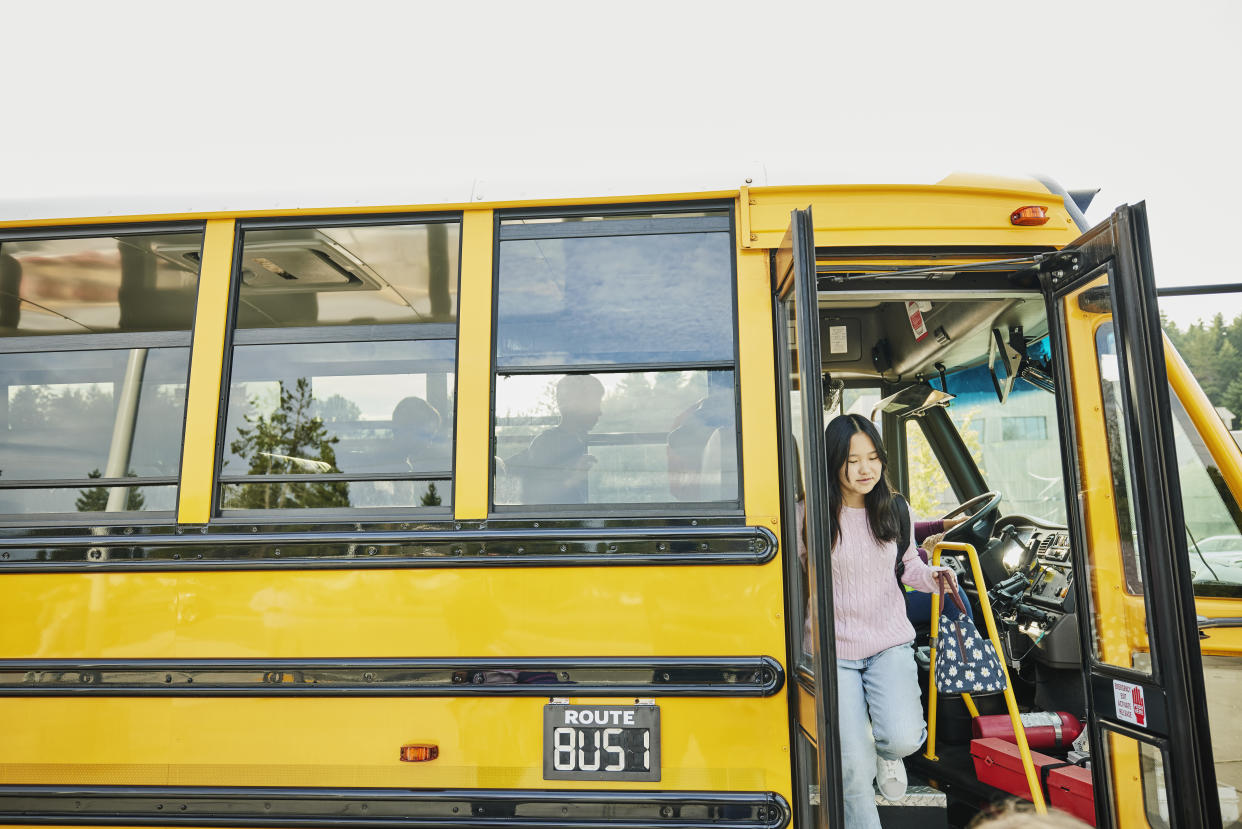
[{"xmin": 824, "ymin": 413, "xmax": 899, "ymax": 549}]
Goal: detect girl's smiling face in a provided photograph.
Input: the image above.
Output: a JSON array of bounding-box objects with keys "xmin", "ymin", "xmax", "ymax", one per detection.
[{"xmin": 838, "ymin": 431, "xmax": 882, "ymax": 507}]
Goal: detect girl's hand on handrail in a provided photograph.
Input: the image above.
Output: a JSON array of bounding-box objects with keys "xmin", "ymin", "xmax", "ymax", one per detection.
[{"xmin": 930, "ymin": 565, "xmax": 958, "ymax": 593}]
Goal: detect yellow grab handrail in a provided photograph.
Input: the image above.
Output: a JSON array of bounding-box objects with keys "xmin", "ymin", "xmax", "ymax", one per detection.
[{"xmin": 924, "ymin": 540, "xmax": 1047, "ymax": 812}]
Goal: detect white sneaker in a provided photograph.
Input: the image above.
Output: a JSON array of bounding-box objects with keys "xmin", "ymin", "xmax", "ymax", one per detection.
[{"xmin": 875, "ymin": 755, "xmax": 908, "ymax": 802}]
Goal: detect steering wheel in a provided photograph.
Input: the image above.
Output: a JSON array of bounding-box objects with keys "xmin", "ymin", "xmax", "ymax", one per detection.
[{"xmin": 938, "ymin": 491, "xmax": 1003, "ymax": 555}]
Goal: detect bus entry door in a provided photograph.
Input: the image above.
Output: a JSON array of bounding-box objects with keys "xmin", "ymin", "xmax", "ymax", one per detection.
[
  {"xmin": 775, "ymin": 207, "xmax": 843, "ymax": 829},
  {"xmin": 1044, "ymin": 202, "xmax": 1221, "ymax": 828}
]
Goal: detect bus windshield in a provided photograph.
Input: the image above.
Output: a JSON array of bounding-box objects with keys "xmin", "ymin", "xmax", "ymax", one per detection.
[{"xmin": 928, "ymin": 341, "xmax": 1066, "ymax": 525}]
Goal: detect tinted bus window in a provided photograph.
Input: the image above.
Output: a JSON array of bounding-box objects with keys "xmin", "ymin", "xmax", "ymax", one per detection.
[
  {"xmin": 495, "ymin": 370, "xmax": 737, "ymax": 506},
  {"xmin": 492, "ymin": 210, "xmax": 739, "ymax": 510},
  {"xmin": 0, "ymin": 230, "xmax": 201, "ymax": 518},
  {"xmin": 218, "ymin": 219, "xmax": 459, "ymax": 515},
  {"xmin": 495, "ymin": 214, "xmax": 733, "ymax": 366}
]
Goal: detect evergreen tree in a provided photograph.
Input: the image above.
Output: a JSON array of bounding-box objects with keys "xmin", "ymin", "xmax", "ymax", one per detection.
[
  {"xmin": 224, "ymin": 377, "xmax": 351, "ymax": 509},
  {"xmin": 75, "ymin": 469, "xmax": 147, "ymax": 512},
  {"xmin": 421, "ymin": 482, "xmax": 442, "ymax": 507},
  {"xmin": 1163, "ymin": 313, "xmax": 1242, "ymax": 422}
]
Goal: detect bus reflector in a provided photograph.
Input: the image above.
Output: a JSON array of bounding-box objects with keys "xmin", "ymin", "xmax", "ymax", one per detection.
[
  {"xmin": 400, "ymin": 744, "xmax": 439, "ymax": 762},
  {"xmin": 1010, "ymin": 206, "xmax": 1049, "ymax": 226}
]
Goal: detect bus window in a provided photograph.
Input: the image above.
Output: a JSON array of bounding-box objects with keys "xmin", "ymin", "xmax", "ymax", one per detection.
[
  {"xmin": 217, "ymin": 219, "xmax": 459, "ymax": 515},
  {"xmin": 1167, "ymin": 390, "xmax": 1242, "ymax": 595},
  {"xmin": 495, "ymin": 211, "xmax": 733, "ymax": 366},
  {"xmin": 906, "ymin": 418, "xmax": 957, "ymax": 517},
  {"xmin": 1096, "ymin": 322, "xmax": 1146, "ymax": 595},
  {"xmin": 495, "ymin": 370, "xmax": 736, "ymax": 506},
  {"xmin": 1105, "ymin": 729, "xmax": 1171, "ymax": 828},
  {"xmin": 0, "ymin": 230, "xmax": 201, "ymax": 518},
  {"xmin": 492, "ymin": 209, "xmax": 739, "ymax": 511},
  {"xmin": 943, "ymin": 347, "xmax": 1065, "ymax": 525}
]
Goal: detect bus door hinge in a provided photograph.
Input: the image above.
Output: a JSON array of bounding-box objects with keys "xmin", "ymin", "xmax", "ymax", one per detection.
[{"xmin": 1037, "ymin": 250, "xmax": 1082, "ymax": 289}]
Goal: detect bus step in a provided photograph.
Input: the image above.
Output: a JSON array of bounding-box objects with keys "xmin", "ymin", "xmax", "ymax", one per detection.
[{"xmin": 877, "ymin": 786, "xmax": 948, "ymax": 829}]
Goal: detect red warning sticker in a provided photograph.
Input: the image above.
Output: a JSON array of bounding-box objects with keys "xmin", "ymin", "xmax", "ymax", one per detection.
[
  {"xmin": 906, "ymin": 300, "xmax": 928, "ymax": 342},
  {"xmin": 1113, "ymin": 679, "xmax": 1147, "ymax": 727}
]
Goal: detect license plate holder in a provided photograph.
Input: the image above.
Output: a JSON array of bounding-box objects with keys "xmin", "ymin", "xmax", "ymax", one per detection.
[{"xmin": 542, "ymin": 703, "xmax": 660, "ymax": 782}]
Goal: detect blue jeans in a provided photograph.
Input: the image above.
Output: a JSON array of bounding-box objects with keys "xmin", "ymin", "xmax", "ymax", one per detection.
[{"xmin": 837, "ymin": 643, "xmax": 927, "ymax": 829}]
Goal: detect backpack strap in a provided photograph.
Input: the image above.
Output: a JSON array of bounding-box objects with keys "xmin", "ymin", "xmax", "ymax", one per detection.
[{"xmin": 892, "ymin": 494, "xmax": 912, "ymax": 583}]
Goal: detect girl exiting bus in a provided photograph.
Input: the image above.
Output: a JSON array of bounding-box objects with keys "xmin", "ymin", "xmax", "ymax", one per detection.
[{"xmin": 824, "ymin": 413, "xmax": 957, "ymax": 829}]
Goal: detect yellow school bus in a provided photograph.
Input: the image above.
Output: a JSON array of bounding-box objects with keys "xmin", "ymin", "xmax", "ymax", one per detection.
[{"xmin": 0, "ymin": 174, "xmax": 1237, "ymax": 828}]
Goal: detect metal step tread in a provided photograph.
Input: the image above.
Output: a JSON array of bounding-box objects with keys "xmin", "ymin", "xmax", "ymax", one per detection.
[{"xmin": 875, "ymin": 785, "xmax": 947, "ymax": 807}]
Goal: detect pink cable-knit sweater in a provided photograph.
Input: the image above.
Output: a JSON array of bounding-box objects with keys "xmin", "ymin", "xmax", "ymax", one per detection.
[{"xmin": 832, "ymin": 503, "xmax": 940, "ymax": 660}]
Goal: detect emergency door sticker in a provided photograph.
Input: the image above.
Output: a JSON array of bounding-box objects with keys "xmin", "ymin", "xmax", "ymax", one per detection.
[
  {"xmin": 906, "ymin": 301, "xmax": 929, "ymax": 342},
  {"xmin": 1113, "ymin": 679, "xmax": 1147, "ymax": 727}
]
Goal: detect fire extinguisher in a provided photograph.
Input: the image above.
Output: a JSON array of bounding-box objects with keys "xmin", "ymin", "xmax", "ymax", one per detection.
[{"xmin": 972, "ymin": 712, "xmax": 1083, "ymax": 750}]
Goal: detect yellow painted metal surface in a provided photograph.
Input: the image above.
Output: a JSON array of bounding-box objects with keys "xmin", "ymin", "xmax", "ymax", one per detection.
[
  {"xmin": 0, "ymin": 697, "xmax": 788, "ymax": 793},
  {"xmin": 744, "ymin": 184, "xmax": 1079, "ymax": 250},
  {"xmin": 176, "ymin": 219, "xmax": 236, "ymax": 524},
  {"xmin": 2, "ymin": 175, "xmax": 1071, "ymax": 258},
  {"xmin": 737, "ymin": 241, "xmax": 781, "ymax": 527},
  {"xmin": 0, "ymin": 561, "xmax": 790, "ymax": 798},
  {"xmin": 0, "ymin": 557, "xmax": 791, "ymax": 798},
  {"xmin": 1106, "ymin": 730, "xmax": 1150, "ymax": 828},
  {"xmin": 0, "ymin": 565, "xmax": 784, "ymax": 659},
  {"xmin": 454, "ymin": 209, "xmax": 494, "ymax": 520}
]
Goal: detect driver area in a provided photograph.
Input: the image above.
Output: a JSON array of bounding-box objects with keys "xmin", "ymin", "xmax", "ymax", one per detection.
[{"xmin": 816, "ymin": 286, "xmax": 1087, "ymax": 816}]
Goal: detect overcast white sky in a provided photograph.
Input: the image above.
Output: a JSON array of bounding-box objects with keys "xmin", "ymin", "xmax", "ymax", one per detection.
[{"xmin": 3, "ymin": 0, "xmax": 1239, "ymax": 325}]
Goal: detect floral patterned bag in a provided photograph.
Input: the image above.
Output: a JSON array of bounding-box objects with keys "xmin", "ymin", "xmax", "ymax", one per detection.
[{"xmin": 933, "ymin": 574, "xmax": 1007, "ymax": 695}]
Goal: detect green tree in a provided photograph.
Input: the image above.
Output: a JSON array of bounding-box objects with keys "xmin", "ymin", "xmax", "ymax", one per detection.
[
  {"xmin": 1163, "ymin": 312, "xmax": 1242, "ymax": 422},
  {"xmin": 421, "ymin": 481, "xmax": 442, "ymax": 507},
  {"xmin": 224, "ymin": 377, "xmax": 351, "ymax": 509},
  {"xmin": 75, "ymin": 469, "xmax": 146, "ymax": 512},
  {"xmin": 907, "ymin": 410, "xmax": 984, "ymax": 517}
]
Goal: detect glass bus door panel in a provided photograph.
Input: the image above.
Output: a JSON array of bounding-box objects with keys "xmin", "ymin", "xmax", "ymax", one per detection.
[
  {"xmin": 775, "ymin": 207, "xmax": 839, "ymax": 829},
  {"xmin": 1060, "ymin": 286, "xmax": 1154, "ymax": 673},
  {"xmin": 1202, "ymin": 654, "xmax": 1242, "ymax": 826},
  {"xmin": 1100, "ymin": 727, "xmax": 1172, "ymax": 828},
  {"xmin": 1048, "ymin": 203, "xmax": 1221, "ymax": 826}
]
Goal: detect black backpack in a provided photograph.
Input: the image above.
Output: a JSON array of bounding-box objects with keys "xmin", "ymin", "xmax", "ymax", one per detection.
[{"xmin": 891, "ymin": 494, "xmax": 913, "ymax": 584}]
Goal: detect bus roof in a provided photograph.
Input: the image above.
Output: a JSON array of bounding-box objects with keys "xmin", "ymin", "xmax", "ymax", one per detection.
[{"xmin": 0, "ymin": 172, "xmax": 1086, "ymax": 250}]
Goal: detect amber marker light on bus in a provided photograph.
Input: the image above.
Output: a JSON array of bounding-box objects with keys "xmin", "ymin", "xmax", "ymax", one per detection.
[
  {"xmin": 399, "ymin": 744, "xmax": 440, "ymax": 762},
  {"xmin": 1009, "ymin": 205, "xmax": 1050, "ymax": 226}
]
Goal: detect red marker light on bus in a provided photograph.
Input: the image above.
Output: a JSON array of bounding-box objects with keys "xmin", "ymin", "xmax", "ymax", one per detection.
[
  {"xmin": 399, "ymin": 744, "xmax": 439, "ymax": 762},
  {"xmin": 1009, "ymin": 206, "xmax": 1049, "ymax": 226}
]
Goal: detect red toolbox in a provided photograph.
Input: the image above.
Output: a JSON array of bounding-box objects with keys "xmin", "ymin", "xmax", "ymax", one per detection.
[
  {"xmin": 1047, "ymin": 763, "xmax": 1096, "ymax": 826},
  {"xmin": 970, "ymin": 738, "xmax": 1059, "ymax": 801}
]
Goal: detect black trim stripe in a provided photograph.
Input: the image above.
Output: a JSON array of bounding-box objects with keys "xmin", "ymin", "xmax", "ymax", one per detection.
[
  {"xmin": 0, "ymin": 656, "xmax": 785, "ymax": 698},
  {"xmin": 0, "ymin": 524, "xmax": 777, "ymax": 572},
  {"xmin": 0, "ymin": 786, "xmax": 791, "ymax": 829}
]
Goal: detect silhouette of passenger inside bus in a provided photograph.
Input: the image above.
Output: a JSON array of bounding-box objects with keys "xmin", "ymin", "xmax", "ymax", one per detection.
[
  {"xmin": 511, "ymin": 374, "xmax": 604, "ymax": 504},
  {"xmin": 389, "ymin": 396, "xmax": 449, "ymax": 473},
  {"xmin": 667, "ymin": 376, "xmax": 737, "ymax": 501}
]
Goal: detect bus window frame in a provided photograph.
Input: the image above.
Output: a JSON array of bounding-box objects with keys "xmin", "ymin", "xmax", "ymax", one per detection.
[
  {"xmin": 211, "ymin": 212, "xmax": 463, "ymax": 523},
  {"xmin": 0, "ymin": 220, "xmax": 206, "ymax": 526},
  {"xmin": 488, "ymin": 199, "xmax": 746, "ymax": 518}
]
